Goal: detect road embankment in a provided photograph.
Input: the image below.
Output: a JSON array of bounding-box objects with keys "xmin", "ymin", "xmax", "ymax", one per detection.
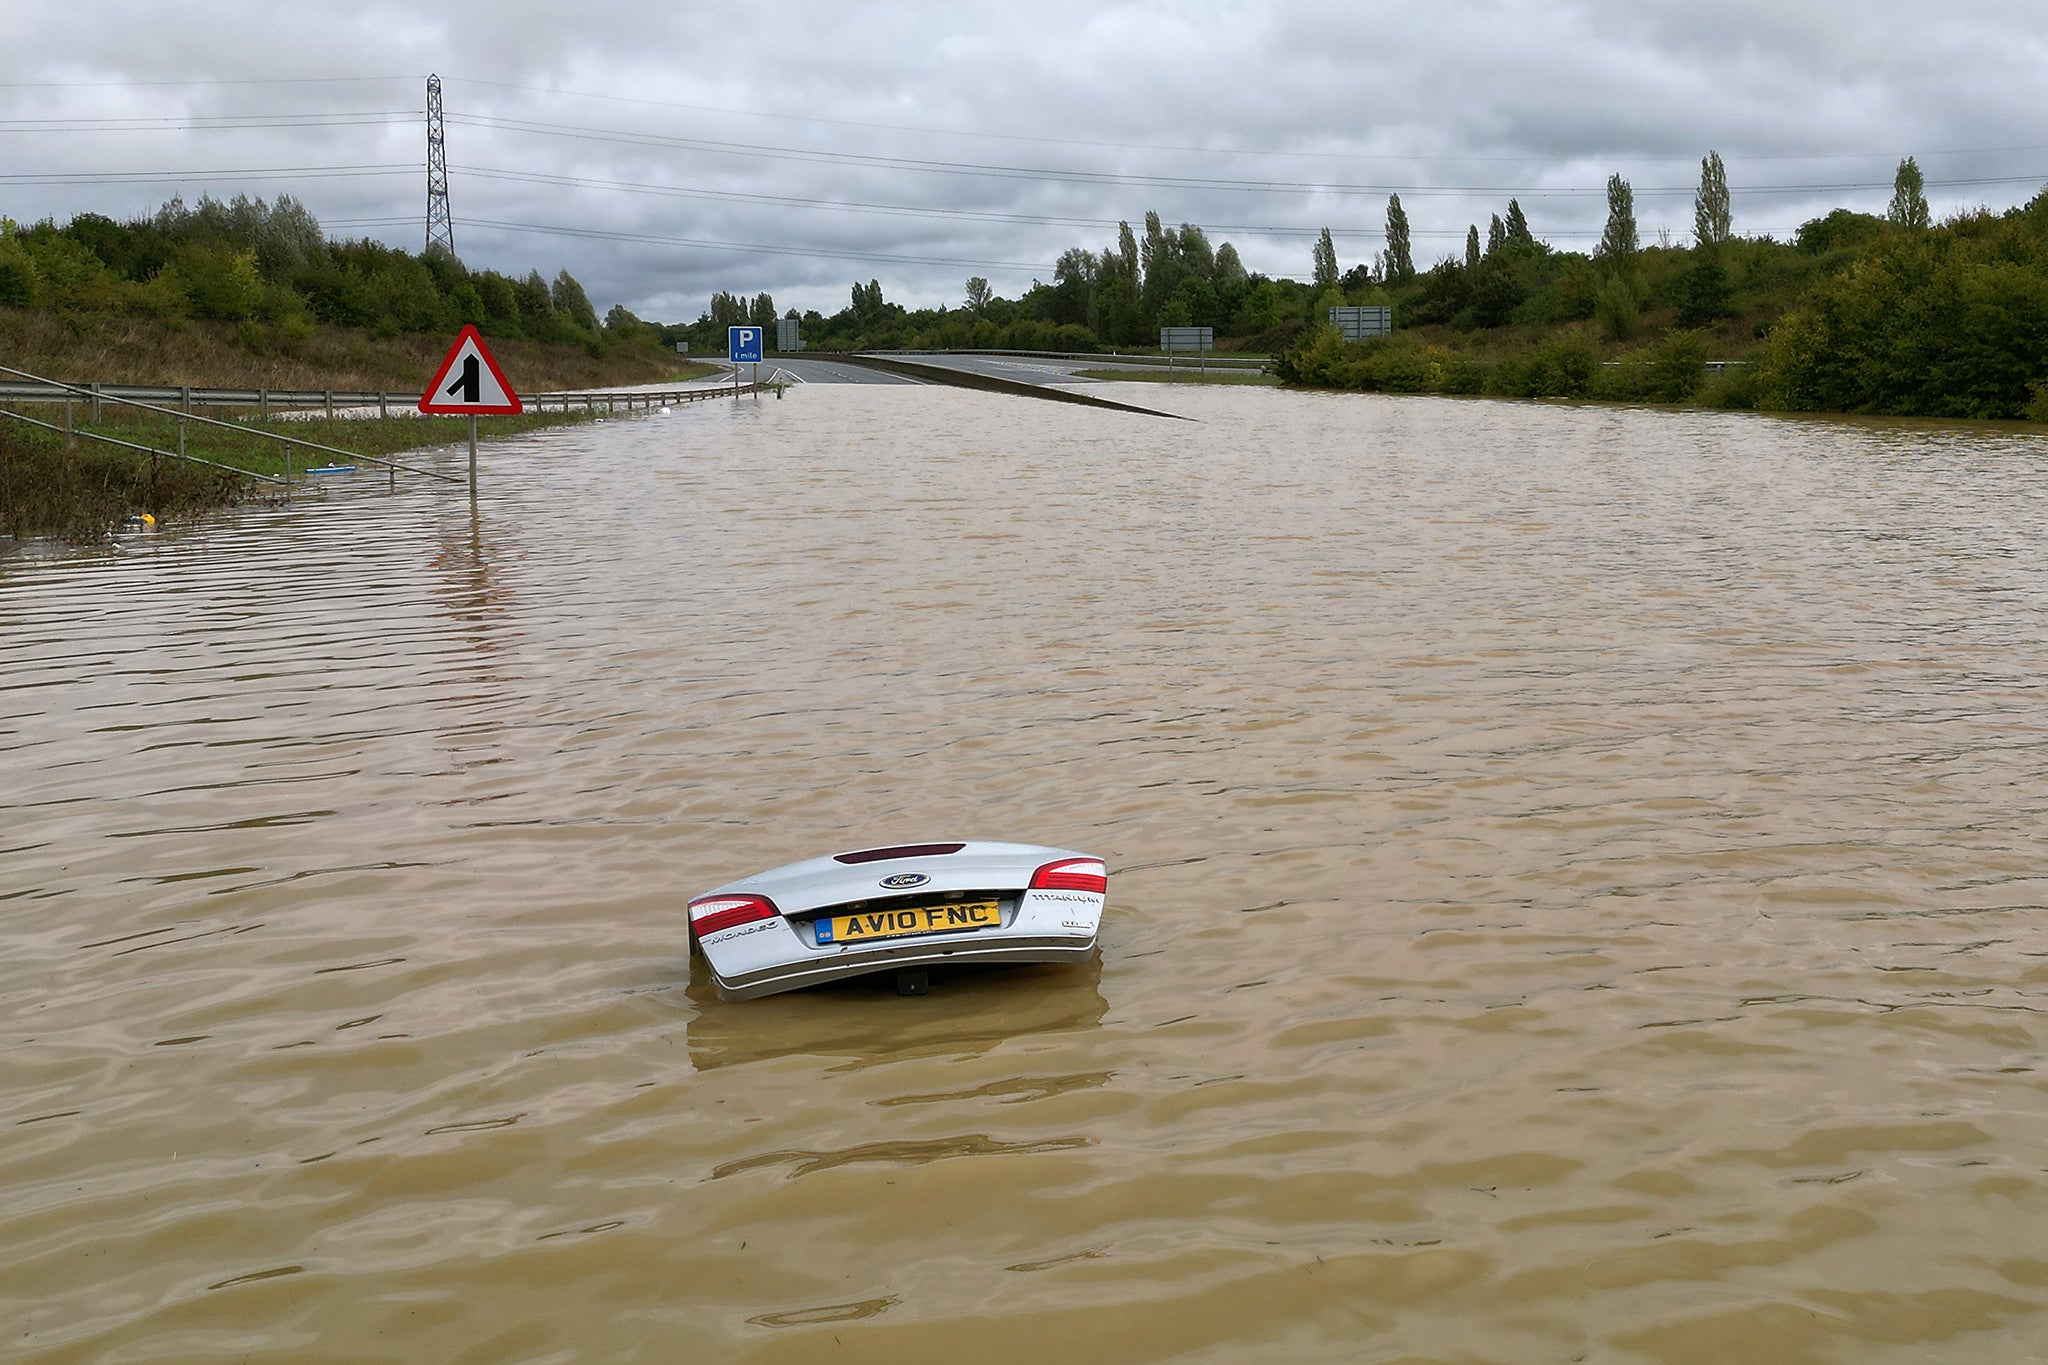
[{"xmin": 0, "ymin": 409, "xmax": 594, "ymax": 541}]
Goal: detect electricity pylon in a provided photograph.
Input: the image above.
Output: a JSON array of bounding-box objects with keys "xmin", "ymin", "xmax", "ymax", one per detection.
[{"xmin": 425, "ymin": 74, "xmax": 456, "ymax": 259}]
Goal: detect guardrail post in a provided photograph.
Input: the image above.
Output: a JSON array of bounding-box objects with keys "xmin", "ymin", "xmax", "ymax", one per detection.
[
  {"xmin": 91, "ymin": 383, "xmax": 102, "ymax": 423},
  {"xmin": 182, "ymin": 386, "xmax": 192, "ymax": 417},
  {"xmin": 260, "ymin": 388, "xmax": 270, "ymax": 420},
  {"xmin": 379, "ymin": 394, "xmax": 389, "ymax": 418},
  {"xmin": 324, "ymin": 390, "xmax": 334, "ymax": 419}
]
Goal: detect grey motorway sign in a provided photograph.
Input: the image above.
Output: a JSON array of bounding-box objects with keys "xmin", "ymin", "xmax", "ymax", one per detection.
[{"xmin": 1328, "ymin": 306, "xmax": 1393, "ymax": 341}]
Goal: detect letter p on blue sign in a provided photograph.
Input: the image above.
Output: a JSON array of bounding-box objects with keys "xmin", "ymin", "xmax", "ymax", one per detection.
[{"xmin": 728, "ymin": 327, "xmax": 763, "ymax": 363}]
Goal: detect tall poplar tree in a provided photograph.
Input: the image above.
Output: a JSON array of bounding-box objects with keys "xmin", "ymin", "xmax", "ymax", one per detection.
[
  {"xmin": 1505, "ymin": 199, "xmax": 1534, "ymax": 248},
  {"xmin": 1142, "ymin": 212, "xmax": 1167, "ymax": 285},
  {"xmin": 1889, "ymin": 157, "xmax": 1930, "ymax": 229},
  {"xmin": 1313, "ymin": 228, "xmax": 1340, "ymax": 291},
  {"xmin": 1213, "ymin": 241, "xmax": 1247, "ymax": 284},
  {"xmin": 1694, "ymin": 151, "xmax": 1732, "ymax": 246},
  {"xmin": 1597, "ymin": 174, "xmax": 1639, "ymax": 269},
  {"xmin": 1464, "ymin": 225, "xmax": 1481, "ymax": 273},
  {"xmin": 1381, "ymin": 195, "xmax": 1414, "ymax": 283},
  {"xmin": 1486, "ymin": 213, "xmax": 1507, "ymax": 257},
  {"xmin": 1117, "ymin": 220, "xmax": 1140, "ymax": 282}
]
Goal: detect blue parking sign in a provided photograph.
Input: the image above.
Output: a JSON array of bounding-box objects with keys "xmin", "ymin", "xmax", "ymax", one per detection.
[{"xmin": 728, "ymin": 326, "xmax": 763, "ymax": 363}]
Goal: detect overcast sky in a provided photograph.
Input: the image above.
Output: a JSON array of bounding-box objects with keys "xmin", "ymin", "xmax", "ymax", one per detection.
[{"xmin": 5, "ymin": 1, "xmax": 2046, "ymax": 323}]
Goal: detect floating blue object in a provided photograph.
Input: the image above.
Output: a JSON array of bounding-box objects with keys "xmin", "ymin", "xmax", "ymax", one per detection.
[{"xmin": 306, "ymin": 465, "xmax": 356, "ymax": 475}]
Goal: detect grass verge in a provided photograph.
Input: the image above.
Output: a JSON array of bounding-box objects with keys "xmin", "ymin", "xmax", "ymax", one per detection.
[
  {"xmin": 1, "ymin": 407, "xmax": 596, "ymax": 540},
  {"xmin": 0, "ymin": 307, "xmax": 717, "ymax": 393}
]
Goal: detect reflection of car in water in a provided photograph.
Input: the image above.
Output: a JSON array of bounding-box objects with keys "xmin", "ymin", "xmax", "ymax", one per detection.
[
  {"xmin": 683, "ymin": 951, "xmax": 1108, "ymax": 1074},
  {"xmin": 687, "ymin": 841, "xmax": 1107, "ymax": 1001}
]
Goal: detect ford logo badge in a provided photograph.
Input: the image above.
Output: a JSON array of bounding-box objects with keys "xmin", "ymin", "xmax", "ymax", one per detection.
[{"xmin": 879, "ymin": 872, "xmax": 930, "ymax": 890}]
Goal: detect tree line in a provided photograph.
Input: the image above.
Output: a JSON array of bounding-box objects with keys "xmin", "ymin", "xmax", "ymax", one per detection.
[
  {"xmin": 667, "ymin": 210, "xmax": 1319, "ymax": 358},
  {"xmin": 1272, "ymin": 154, "xmax": 2047, "ymax": 421},
  {"xmin": 0, "ymin": 194, "xmax": 668, "ymax": 357},
  {"xmin": 6, "ymin": 153, "xmax": 2043, "ymax": 421},
  {"xmin": 680, "ymin": 152, "xmax": 2042, "ymax": 421}
]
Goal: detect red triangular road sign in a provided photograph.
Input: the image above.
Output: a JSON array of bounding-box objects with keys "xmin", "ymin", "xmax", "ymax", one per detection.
[{"xmin": 419, "ymin": 326, "xmax": 522, "ymax": 414}]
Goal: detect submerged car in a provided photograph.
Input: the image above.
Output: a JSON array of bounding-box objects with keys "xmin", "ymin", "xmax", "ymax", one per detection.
[{"xmin": 687, "ymin": 840, "xmax": 1107, "ymax": 1001}]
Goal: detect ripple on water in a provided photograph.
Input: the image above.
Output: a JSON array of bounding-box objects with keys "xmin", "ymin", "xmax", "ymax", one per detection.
[{"xmin": 2, "ymin": 388, "xmax": 2046, "ymax": 1361}]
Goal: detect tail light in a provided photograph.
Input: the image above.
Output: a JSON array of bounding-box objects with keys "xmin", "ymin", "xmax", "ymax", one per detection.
[
  {"xmin": 1030, "ymin": 858, "xmax": 1108, "ymax": 894},
  {"xmin": 689, "ymin": 894, "xmax": 778, "ymax": 937}
]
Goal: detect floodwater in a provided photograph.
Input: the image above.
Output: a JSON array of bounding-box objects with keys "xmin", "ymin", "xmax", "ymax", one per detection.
[{"xmin": 3, "ymin": 386, "xmax": 2046, "ymax": 1363}]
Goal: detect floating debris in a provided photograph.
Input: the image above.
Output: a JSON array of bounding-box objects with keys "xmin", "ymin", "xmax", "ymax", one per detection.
[{"xmin": 689, "ymin": 840, "xmax": 1106, "ymax": 1001}]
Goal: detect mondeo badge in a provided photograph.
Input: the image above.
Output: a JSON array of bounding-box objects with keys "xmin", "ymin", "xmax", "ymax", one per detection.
[{"xmin": 879, "ymin": 872, "xmax": 930, "ymax": 890}]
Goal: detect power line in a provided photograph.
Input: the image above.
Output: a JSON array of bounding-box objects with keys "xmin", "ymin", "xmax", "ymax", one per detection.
[
  {"xmin": 439, "ymin": 164, "xmax": 2024, "ymax": 244},
  {"xmin": 0, "ymin": 112, "xmax": 418, "ymax": 132},
  {"xmin": 457, "ymin": 217, "xmax": 1047, "ymax": 273},
  {"xmin": 4, "ymin": 97, "xmax": 2038, "ymax": 201},
  {"xmin": 454, "ymin": 164, "xmax": 1380, "ymax": 237},
  {"xmin": 0, "ymin": 163, "xmax": 412, "ymax": 185},
  {"xmin": 441, "ymin": 77, "xmax": 2048, "ymax": 169},
  {"xmin": 445, "ymin": 112, "xmax": 2047, "ymax": 200},
  {"xmin": 3, "ymin": 70, "xmax": 2041, "ymax": 171},
  {"xmin": 444, "ymin": 162, "xmax": 1431, "ymax": 235},
  {"xmin": 0, "ymin": 75, "xmax": 412, "ymax": 88}
]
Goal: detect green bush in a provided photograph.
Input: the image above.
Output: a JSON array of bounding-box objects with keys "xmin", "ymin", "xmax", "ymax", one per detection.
[
  {"xmin": 1590, "ymin": 357, "xmax": 1653, "ymax": 403},
  {"xmin": 1703, "ymin": 361, "xmax": 1764, "ymax": 411},
  {"xmin": 1796, "ymin": 209, "xmax": 1888, "ymax": 255},
  {"xmin": 1272, "ymin": 325, "xmax": 1344, "ymax": 385},
  {"xmin": 1675, "ymin": 249, "xmax": 1730, "ymax": 327},
  {"xmin": 1647, "ymin": 329, "xmax": 1709, "ymax": 402},
  {"xmin": 1505, "ymin": 329, "xmax": 1599, "ymax": 398},
  {"xmin": 127, "ymin": 269, "xmax": 189, "ymax": 319},
  {"xmin": 0, "ymin": 235, "xmax": 43, "ymax": 307},
  {"xmin": 18, "ymin": 230, "xmax": 116, "ymax": 310},
  {"xmin": 1594, "ymin": 274, "xmax": 1641, "ymax": 341},
  {"xmin": 1276, "ymin": 332, "xmax": 1449, "ymax": 394},
  {"xmin": 1759, "ymin": 204, "xmax": 2048, "ymax": 418},
  {"xmin": 1391, "ymin": 342, "xmax": 1447, "ymax": 392},
  {"xmin": 1442, "ymin": 353, "xmax": 1489, "ymax": 394},
  {"xmin": 169, "ymin": 242, "xmax": 263, "ymax": 321}
]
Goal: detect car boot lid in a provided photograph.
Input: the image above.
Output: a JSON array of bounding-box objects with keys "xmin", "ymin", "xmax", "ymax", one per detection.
[{"xmin": 699, "ymin": 840, "xmax": 1100, "ymax": 918}]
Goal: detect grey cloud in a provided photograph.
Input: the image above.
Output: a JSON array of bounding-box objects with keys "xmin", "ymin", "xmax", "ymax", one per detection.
[{"xmin": 4, "ymin": 0, "xmax": 2044, "ymax": 320}]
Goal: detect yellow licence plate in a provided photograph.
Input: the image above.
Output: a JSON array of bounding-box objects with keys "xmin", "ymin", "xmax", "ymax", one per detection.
[{"xmin": 817, "ymin": 900, "xmax": 1001, "ymax": 944}]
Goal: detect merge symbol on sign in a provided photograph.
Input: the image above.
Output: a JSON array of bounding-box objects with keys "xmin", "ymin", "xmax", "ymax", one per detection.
[{"xmin": 445, "ymin": 356, "xmax": 481, "ymax": 404}]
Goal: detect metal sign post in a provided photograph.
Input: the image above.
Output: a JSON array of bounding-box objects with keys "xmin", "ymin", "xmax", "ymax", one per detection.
[
  {"xmin": 729, "ymin": 326, "xmax": 763, "ymax": 400},
  {"xmin": 1159, "ymin": 326, "xmax": 1214, "ymax": 382}
]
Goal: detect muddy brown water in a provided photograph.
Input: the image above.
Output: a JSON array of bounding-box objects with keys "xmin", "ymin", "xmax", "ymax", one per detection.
[{"xmin": 3, "ymin": 387, "xmax": 2046, "ymax": 1363}]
